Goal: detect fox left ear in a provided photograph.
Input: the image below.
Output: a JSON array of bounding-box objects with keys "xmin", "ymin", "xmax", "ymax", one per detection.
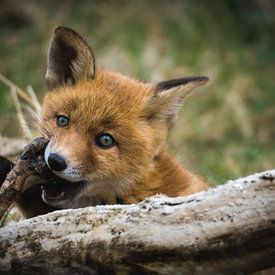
[
  {"xmin": 143, "ymin": 76, "xmax": 209, "ymax": 126},
  {"xmin": 46, "ymin": 26, "xmax": 96, "ymax": 90}
]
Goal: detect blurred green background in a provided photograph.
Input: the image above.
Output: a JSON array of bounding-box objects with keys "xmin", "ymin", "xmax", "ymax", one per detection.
[{"xmin": 0, "ymin": 0, "xmax": 274, "ymax": 185}]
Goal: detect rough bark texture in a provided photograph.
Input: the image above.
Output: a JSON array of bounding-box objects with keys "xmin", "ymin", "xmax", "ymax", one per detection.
[
  {"xmin": 0, "ymin": 137, "xmax": 48, "ymax": 219},
  {"xmin": 0, "ymin": 169, "xmax": 274, "ymax": 275}
]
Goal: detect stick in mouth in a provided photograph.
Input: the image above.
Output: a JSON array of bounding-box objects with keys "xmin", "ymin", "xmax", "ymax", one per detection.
[{"xmin": 0, "ymin": 137, "xmax": 49, "ymax": 219}]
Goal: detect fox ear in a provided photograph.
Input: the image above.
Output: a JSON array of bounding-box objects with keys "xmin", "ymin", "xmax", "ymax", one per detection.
[
  {"xmin": 46, "ymin": 26, "xmax": 96, "ymax": 90},
  {"xmin": 143, "ymin": 76, "xmax": 209, "ymax": 126}
]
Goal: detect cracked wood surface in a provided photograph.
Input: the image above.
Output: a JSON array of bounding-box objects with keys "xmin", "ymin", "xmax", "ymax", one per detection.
[{"xmin": 0, "ymin": 169, "xmax": 274, "ymax": 274}]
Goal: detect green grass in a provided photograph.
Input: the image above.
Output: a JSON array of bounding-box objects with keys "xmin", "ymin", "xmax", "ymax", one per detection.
[{"xmin": 0, "ymin": 0, "xmax": 274, "ymax": 185}]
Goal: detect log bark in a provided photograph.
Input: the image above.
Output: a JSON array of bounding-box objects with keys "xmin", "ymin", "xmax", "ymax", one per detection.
[{"xmin": 0, "ymin": 169, "xmax": 274, "ymax": 275}]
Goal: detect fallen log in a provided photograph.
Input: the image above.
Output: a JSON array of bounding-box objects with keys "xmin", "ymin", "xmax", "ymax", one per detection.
[{"xmin": 0, "ymin": 168, "xmax": 274, "ymax": 274}]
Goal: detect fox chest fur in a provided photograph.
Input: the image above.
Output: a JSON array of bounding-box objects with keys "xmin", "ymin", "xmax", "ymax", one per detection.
[{"xmin": 12, "ymin": 27, "xmax": 209, "ymax": 216}]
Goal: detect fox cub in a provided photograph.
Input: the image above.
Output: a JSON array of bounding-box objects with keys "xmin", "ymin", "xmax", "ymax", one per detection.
[{"xmin": 0, "ymin": 27, "xmax": 208, "ymax": 218}]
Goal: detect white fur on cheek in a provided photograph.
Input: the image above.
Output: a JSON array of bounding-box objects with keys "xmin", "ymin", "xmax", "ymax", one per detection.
[
  {"xmin": 54, "ymin": 168, "xmax": 84, "ymax": 182},
  {"xmin": 44, "ymin": 141, "xmax": 52, "ymax": 168}
]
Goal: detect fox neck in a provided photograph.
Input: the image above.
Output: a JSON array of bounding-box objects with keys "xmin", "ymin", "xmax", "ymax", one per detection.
[{"xmin": 120, "ymin": 146, "xmax": 207, "ymax": 204}]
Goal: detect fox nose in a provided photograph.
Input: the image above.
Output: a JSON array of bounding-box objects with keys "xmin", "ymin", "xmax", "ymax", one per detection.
[{"xmin": 47, "ymin": 153, "xmax": 67, "ymax": 171}]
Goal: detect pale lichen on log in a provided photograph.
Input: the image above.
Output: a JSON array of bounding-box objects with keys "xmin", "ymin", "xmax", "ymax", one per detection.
[{"xmin": 0, "ymin": 169, "xmax": 274, "ymax": 274}]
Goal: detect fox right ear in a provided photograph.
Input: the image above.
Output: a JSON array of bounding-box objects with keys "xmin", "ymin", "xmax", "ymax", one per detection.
[
  {"xmin": 46, "ymin": 26, "xmax": 96, "ymax": 90},
  {"xmin": 143, "ymin": 76, "xmax": 209, "ymax": 127}
]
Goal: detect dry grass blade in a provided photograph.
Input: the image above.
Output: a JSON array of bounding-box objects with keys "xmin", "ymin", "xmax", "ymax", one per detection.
[
  {"xmin": 0, "ymin": 136, "xmax": 28, "ymax": 158},
  {"xmin": 0, "ymin": 73, "xmax": 37, "ymax": 109},
  {"xmin": 27, "ymin": 85, "xmax": 41, "ymax": 116},
  {"xmin": 0, "ymin": 73, "xmax": 42, "ymax": 140},
  {"xmin": 10, "ymin": 87, "xmax": 33, "ymax": 139}
]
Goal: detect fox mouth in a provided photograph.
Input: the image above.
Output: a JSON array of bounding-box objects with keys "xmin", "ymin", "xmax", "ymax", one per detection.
[{"xmin": 41, "ymin": 171, "xmax": 87, "ymax": 207}]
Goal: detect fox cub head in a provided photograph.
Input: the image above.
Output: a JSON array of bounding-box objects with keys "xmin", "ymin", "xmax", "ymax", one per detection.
[{"xmin": 41, "ymin": 26, "xmax": 208, "ymax": 208}]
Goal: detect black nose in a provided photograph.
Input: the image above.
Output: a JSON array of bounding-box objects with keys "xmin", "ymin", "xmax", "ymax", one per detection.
[{"xmin": 47, "ymin": 153, "xmax": 67, "ymax": 171}]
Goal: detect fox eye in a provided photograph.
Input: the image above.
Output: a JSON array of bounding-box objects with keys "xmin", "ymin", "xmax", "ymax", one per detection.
[
  {"xmin": 95, "ymin": 133, "xmax": 115, "ymax": 149},
  {"xmin": 56, "ymin": 115, "xmax": 69, "ymax": 127}
]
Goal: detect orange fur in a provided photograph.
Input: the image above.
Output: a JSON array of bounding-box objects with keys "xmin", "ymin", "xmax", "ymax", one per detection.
[
  {"xmin": 41, "ymin": 69, "xmax": 207, "ymax": 207},
  {"xmin": 15, "ymin": 26, "xmax": 208, "ymax": 217}
]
